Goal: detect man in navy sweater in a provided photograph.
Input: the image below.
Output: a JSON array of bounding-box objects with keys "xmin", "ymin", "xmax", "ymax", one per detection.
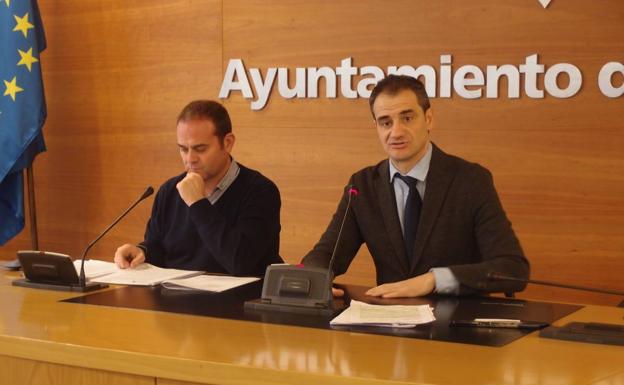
[{"xmin": 114, "ymin": 100, "xmax": 282, "ymax": 276}]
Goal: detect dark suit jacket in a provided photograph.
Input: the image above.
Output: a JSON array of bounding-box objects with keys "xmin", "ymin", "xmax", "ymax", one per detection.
[{"xmin": 303, "ymin": 143, "xmax": 530, "ymax": 294}]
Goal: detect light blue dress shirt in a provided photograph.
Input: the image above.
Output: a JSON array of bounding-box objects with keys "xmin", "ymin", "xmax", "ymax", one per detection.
[{"xmin": 388, "ymin": 143, "xmax": 459, "ymax": 295}]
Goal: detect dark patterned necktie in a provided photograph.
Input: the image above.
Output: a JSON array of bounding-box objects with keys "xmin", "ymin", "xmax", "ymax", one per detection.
[{"xmin": 394, "ymin": 174, "xmax": 422, "ymax": 264}]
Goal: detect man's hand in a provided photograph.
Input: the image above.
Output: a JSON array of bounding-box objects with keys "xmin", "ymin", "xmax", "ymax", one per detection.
[
  {"xmin": 114, "ymin": 244, "xmax": 145, "ymax": 269},
  {"xmin": 332, "ymin": 286, "xmax": 345, "ymax": 297},
  {"xmin": 365, "ymin": 272, "xmax": 436, "ymax": 298},
  {"xmin": 176, "ymin": 172, "xmax": 205, "ymax": 206}
]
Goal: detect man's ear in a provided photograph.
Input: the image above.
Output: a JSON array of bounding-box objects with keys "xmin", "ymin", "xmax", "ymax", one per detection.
[
  {"xmin": 223, "ymin": 133, "xmax": 235, "ymax": 152},
  {"xmin": 425, "ymin": 108, "xmax": 434, "ymax": 132}
]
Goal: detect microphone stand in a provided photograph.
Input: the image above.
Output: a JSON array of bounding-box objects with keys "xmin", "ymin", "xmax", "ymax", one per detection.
[
  {"xmin": 488, "ymin": 272, "xmax": 624, "ymax": 346},
  {"xmin": 324, "ymin": 186, "xmax": 359, "ymax": 295},
  {"xmin": 78, "ymin": 187, "xmax": 154, "ymax": 287},
  {"xmin": 488, "ymin": 272, "xmax": 624, "ymax": 297},
  {"xmin": 245, "ymin": 185, "xmax": 358, "ymax": 316},
  {"xmin": 13, "ymin": 187, "xmax": 154, "ymax": 293}
]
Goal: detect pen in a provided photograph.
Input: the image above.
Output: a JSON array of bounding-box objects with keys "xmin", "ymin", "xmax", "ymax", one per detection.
[{"xmin": 450, "ymin": 318, "xmax": 549, "ymax": 329}]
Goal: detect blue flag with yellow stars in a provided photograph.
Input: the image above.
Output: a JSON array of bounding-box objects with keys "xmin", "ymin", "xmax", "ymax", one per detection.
[{"xmin": 0, "ymin": 0, "xmax": 47, "ymax": 245}]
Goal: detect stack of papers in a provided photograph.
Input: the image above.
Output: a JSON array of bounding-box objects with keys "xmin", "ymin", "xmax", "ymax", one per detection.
[
  {"xmin": 161, "ymin": 275, "xmax": 260, "ymax": 293},
  {"xmin": 73, "ymin": 260, "xmax": 202, "ymax": 286},
  {"xmin": 330, "ymin": 300, "xmax": 436, "ymax": 328},
  {"xmin": 72, "ymin": 260, "xmax": 256, "ymax": 291},
  {"xmin": 73, "ymin": 259, "xmax": 118, "ymax": 279}
]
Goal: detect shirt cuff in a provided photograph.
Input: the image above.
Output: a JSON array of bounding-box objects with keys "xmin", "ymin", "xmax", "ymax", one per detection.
[{"xmin": 430, "ymin": 267, "xmax": 460, "ymax": 295}]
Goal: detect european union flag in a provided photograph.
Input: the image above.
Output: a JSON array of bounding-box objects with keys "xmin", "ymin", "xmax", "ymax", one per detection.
[{"xmin": 0, "ymin": 0, "xmax": 46, "ymax": 245}]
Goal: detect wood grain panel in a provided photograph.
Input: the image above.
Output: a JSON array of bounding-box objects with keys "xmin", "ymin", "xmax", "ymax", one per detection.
[
  {"xmin": 1, "ymin": 1, "xmax": 622, "ymax": 305},
  {"xmin": 0, "ymin": 354, "xmax": 152, "ymax": 385},
  {"xmin": 2, "ymin": 277, "xmax": 624, "ymax": 385},
  {"xmin": 222, "ymin": 0, "xmax": 624, "ymax": 305},
  {"xmin": 2, "ymin": 0, "xmax": 223, "ymax": 260}
]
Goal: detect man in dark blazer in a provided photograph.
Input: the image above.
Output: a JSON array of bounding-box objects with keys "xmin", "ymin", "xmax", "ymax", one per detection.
[{"xmin": 302, "ymin": 75, "xmax": 529, "ymax": 298}]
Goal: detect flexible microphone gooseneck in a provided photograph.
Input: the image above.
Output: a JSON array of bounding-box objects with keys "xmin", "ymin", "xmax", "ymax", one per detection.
[
  {"xmin": 488, "ymin": 272, "xmax": 624, "ymax": 297},
  {"xmin": 325, "ymin": 185, "xmax": 359, "ymax": 289},
  {"xmin": 488, "ymin": 273, "xmax": 624, "ymax": 345},
  {"xmin": 78, "ymin": 186, "xmax": 154, "ymax": 287}
]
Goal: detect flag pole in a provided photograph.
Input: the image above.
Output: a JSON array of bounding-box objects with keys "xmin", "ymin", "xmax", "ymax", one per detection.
[
  {"xmin": 1, "ymin": 167, "xmax": 38, "ymax": 270},
  {"xmin": 26, "ymin": 164, "xmax": 39, "ymax": 250}
]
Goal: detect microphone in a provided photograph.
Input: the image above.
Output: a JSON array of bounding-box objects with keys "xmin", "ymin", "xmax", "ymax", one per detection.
[
  {"xmin": 488, "ymin": 273, "xmax": 624, "ymax": 346},
  {"xmin": 13, "ymin": 187, "xmax": 154, "ymax": 292},
  {"xmin": 487, "ymin": 272, "xmax": 624, "ymax": 297},
  {"xmin": 78, "ymin": 186, "xmax": 154, "ymax": 287},
  {"xmin": 245, "ymin": 184, "xmax": 358, "ymax": 316},
  {"xmin": 325, "ymin": 185, "xmax": 359, "ymax": 291}
]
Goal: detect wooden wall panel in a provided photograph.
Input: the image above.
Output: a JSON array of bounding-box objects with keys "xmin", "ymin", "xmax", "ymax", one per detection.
[
  {"xmin": 2, "ymin": 0, "xmax": 223, "ymax": 259},
  {"xmin": 1, "ymin": 0, "xmax": 622, "ymax": 305},
  {"xmin": 221, "ymin": 0, "xmax": 624, "ymax": 305}
]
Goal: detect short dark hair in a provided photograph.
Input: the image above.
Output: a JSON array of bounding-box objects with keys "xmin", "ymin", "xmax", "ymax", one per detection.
[
  {"xmin": 177, "ymin": 100, "xmax": 232, "ymax": 144},
  {"xmin": 369, "ymin": 75, "xmax": 431, "ymax": 118}
]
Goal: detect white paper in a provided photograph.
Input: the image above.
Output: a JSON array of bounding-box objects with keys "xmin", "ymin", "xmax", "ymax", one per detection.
[
  {"xmin": 330, "ymin": 300, "xmax": 436, "ymax": 328},
  {"xmin": 161, "ymin": 275, "xmax": 259, "ymax": 292},
  {"xmin": 73, "ymin": 259, "xmax": 118, "ymax": 279},
  {"xmin": 73, "ymin": 260, "xmax": 202, "ymax": 286}
]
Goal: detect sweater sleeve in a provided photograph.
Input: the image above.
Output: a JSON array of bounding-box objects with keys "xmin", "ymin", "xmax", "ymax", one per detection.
[{"xmin": 187, "ymin": 177, "xmax": 281, "ymax": 275}]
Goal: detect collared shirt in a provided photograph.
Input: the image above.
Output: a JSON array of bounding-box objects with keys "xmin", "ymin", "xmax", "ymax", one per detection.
[
  {"xmin": 389, "ymin": 143, "xmax": 432, "ymax": 233},
  {"xmin": 388, "ymin": 142, "xmax": 459, "ymax": 294},
  {"xmin": 207, "ymin": 158, "xmax": 240, "ymax": 204}
]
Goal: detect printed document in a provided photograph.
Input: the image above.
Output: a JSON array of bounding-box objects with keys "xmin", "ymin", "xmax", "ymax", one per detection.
[
  {"xmin": 73, "ymin": 260, "xmax": 202, "ymax": 286},
  {"xmin": 330, "ymin": 300, "xmax": 436, "ymax": 328},
  {"xmin": 161, "ymin": 275, "xmax": 260, "ymax": 292},
  {"xmin": 72, "ymin": 259, "xmax": 117, "ymax": 278}
]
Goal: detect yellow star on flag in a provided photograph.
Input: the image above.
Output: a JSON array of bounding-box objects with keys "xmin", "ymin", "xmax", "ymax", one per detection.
[
  {"xmin": 13, "ymin": 13, "xmax": 34, "ymax": 38},
  {"xmin": 17, "ymin": 47, "xmax": 39, "ymax": 72},
  {"xmin": 3, "ymin": 76, "xmax": 24, "ymax": 101},
  {"xmin": 4, "ymin": 0, "xmax": 10, "ymax": 8}
]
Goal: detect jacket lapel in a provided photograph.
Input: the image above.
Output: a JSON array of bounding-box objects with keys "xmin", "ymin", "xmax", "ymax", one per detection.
[
  {"xmin": 411, "ymin": 144, "xmax": 456, "ymax": 271},
  {"xmin": 374, "ymin": 161, "xmax": 411, "ymax": 274}
]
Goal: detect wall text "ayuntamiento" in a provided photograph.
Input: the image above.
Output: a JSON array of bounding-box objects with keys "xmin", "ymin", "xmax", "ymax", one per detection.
[{"xmin": 219, "ymin": 55, "xmax": 624, "ymax": 110}]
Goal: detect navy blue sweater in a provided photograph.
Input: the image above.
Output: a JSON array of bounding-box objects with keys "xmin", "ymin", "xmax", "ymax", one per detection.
[{"xmin": 140, "ymin": 164, "xmax": 282, "ymax": 276}]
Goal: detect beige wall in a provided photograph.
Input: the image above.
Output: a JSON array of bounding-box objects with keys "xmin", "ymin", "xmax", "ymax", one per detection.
[{"xmin": 3, "ymin": 0, "xmax": 623, "ymax": 305}]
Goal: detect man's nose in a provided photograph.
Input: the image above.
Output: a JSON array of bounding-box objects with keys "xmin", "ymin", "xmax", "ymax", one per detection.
[
  {"xmin": 389, "ymin": 121, "xmax": 406, "ymax": 137},
  {"xmin": 187, "ymin": 150, "xmax": 199, "ymax": 163}
]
